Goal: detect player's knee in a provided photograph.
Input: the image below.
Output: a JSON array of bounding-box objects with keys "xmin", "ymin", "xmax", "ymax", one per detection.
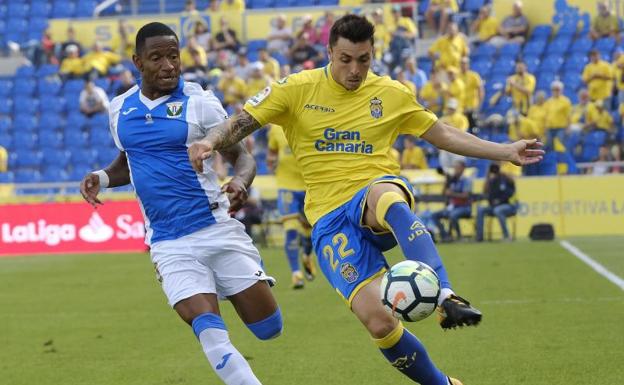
[
  {"xmin": 246, "ymin": 307, "xmax": 283, "ymax": 340},
  {"xmin": 365, "ymin": 312, "xmax": 399, "ymax": 339}
]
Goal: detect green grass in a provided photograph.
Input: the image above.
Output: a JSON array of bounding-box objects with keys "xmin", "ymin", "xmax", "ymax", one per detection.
[{"xmin": 1, "ymin": 237, "xmax": 623, "ymax": 385}]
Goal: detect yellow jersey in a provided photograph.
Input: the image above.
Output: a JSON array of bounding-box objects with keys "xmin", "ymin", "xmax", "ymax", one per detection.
[
  {"xmin": 440, "ymin": 111, "xmax": 469, "ymax": 132},
  {"xmin": 60, "ymin": 57, "xmax": 85, "ymax": 76},
  {"xmin": 246, "ymin": 77, "xmax": 270, "ymax": 99},
  {"xmin": 373, "ymin": 23, "xmax": 391, "ymax": 59},
  {"xmin": 219, "ymin": 0, "xmax": 245, "ymax": 11},
  {"xmin": 392, "ymin": 17, "xmax": 418, "ymax": 37},
  {"xmin": 268, "ymin": 125, "xmax": 305, "ymax": 191},
  {"xmin": 614, "ymin": 55, "xmax": 624, "ymax": 91},
  {"xmin": 586, "ymin": 103, "xmax": 614, "ymax": 132},
  {"xmin": 446, "ymin": 77, "xmax": 466, "ymax": 111},
  {"xmin": 582, "ymin": 60, "xmax": 614, "ymax": 101},
  {"xmin": 0, "ymin": 145, "xmax": 7, "ymax": 172},
  {"xmin": 477, "ymin": 16, "xmax": 499, "ymax": 41},
  {"xmin": 82, "ymin": 50, "xmax": 120, "ymax": 75},
  {"xmin": 527, "ymin": 103, "xmax": 547, "ymax": 137},
  {"xmin": 419, "ymin": 80, "xmax": 446, "ymax": 114},
  {"xmin": 509, "ymin": 116, "xmax": 539, "ymax": 141},
  {"xmin": 244, "ymin": 66, "xmax": 438, "ymax": 224},
  {"xmin": 544, "ymin": 96, "xmax": 572, "ymax": 130},
  {"xmin": 262, "ymin": 57, "xmax": 280, "ymax": 80},
  {"xmin": 460, "ymin": 70, "xmax": 483, "ymax": 110},
  {"xmin": 218, "ymin": 76, "xmax": 247, "ymax": 105},
  {"xmin": 431, "ymin": 0, "xmax": 459, "ymax": 12},
  {"xmin": 180, "ymin": 45, "xmax": 208, "ymax": 68},
  {"xmin": 505, "ymin": 73, "xmax": 535, "ymax": 115},
  {"xmin": 401, "ymin": 146, "xmax": 428, "ymax": 169},
  {"xmin": 428, "ymin": 35, "xmax": 468, "ymax": 71}
]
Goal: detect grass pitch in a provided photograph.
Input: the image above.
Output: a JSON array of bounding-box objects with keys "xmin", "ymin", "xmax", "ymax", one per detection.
[{"xmin": 1, "ymin": 237, "xmax": 623, "ymax": 385}]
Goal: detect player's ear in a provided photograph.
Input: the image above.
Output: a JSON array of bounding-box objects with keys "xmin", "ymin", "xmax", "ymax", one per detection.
[
  {"xmin": 327, "ymin": 45, "xmax": 332, "ymax": 61},
  {"xmin": 132, "ymin": 53, "xmax": 143, "ymax": 72}
]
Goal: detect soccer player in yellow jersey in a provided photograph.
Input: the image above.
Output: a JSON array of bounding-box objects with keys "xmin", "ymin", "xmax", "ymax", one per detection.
[
  {"xmin": 267, "ymin": 124, "xmax": 316, "ymax": 289},
  {"xmin": 189, "ymin": 15, "xmax": 543, "ymax": 385}
]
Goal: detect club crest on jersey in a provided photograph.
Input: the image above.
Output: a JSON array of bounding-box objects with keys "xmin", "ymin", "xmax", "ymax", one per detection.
[
  {"xmin": 340, "ymin": 262, "xmax": 359, "ymax": 283},
  {"xmin": 166, "ymin": 101, "xmax": 183, "ymax": 118},
  {"xmin": 370, "ymin": 97, "xmax": 383, "ymax": 119}
]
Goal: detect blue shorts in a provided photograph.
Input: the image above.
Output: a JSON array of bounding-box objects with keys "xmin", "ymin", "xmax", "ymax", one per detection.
[
  {"xmin": 277, "ymin": 189, "xmax": 306, "ymax": 220},
  {"xmin": 311, "ymin": 175, "xmax": 416, "ymax": 306}
]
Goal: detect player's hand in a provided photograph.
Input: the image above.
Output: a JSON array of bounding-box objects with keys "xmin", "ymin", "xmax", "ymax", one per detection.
[
  {"xmin": 188, "ymin": 140, "xmax": 214, "ymax": 173},
  {"xmin": 222, "ymin": 176, "xmax": 248, "ymax": 214},
  {"xmin": 80, "ymin": 173, "xmax": 103, "ymax": 208},
  {"xmin": 507, "ymin": 139, "xmax": 544, "ymax": 166}
]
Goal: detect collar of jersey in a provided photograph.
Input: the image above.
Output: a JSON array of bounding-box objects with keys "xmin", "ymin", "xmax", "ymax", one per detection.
[{"xmin": 137, "ymin": 78, "xmax": 184, "ymax": 110}]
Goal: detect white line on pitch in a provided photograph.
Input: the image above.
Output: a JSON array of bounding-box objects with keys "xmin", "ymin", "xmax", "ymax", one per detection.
[
  {"xmin": 481, "ymin": 297, "xmax": 623, "ymax": 305},
  {"xmin": 560, "ymin": 240, "xmax": 624, "ymax": 291}
]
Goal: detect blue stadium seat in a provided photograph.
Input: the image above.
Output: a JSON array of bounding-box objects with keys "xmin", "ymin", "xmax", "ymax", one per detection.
[
  {"xmin": 0, "ymin": 79, "xmax": 12, "ymax": 96},
  {"xmin": 94, "ymin": 77, "xmax": 111, "ymax": 92},
  {"xmin": 63, "ymin": 79, "xmax": 85, "ymax": 94},
  {"xmin": 138, "ymin": 1, "xmax": 161, "ymax": 14},
  {"xmin": 471, "ymin": 59, "xmax": 491, "ymax": 78},
  {"xmin": 537, "ymin": 152, "xmax": 558, "ymax": 175},
  {"xmin": 491, "ymin": 58, "xmax": 515, "ymax": 76},
  {"xmin": 12, "ymin": 78, "xmax": 36, "ymax": 97},
  {"xmin": 536, "ymin": 71, "xmax": 557, "ymax": 91},
  {"xmin": 42, "ymin": 165, "xmax": 70, "ymax": 182},
  {"xmin": 42, "ymin": 97, "xmax": 67, "ymax": 115},
  {"xmin": 569, "ymin": 36, "xmax": 592, "ymax": 55},
  {"xmin": 0, "ymin": 171, "xmax": 14, "ymax": 184},
  {"xmin": 14, "ymin": 169, "xmax": 42, "ymax": 184},
  {"xmin": 7, "ymin": 2, "xmax": 29, "ymax": 18},
  {"xmin": 529, "ymin": 25, "xmax": 552, "ymax": 41},
  {"xmin": 87, "ymin": 113, "xmax": 109, "ymax": 130},
  {"xmin": 75, "ymin": 0, "xmax": 97, "ymax": 17},
  {"xmin": 523, "ymin": 55, "xmax": 540, "ymax": 74},
  {"xmin": 7, "ymin": 19, "xmax": 28, "ymax": 35},
  {"xmin": 68, "ymin": 165, "xmax": 92, "ymax": 182},
  {"xmin": 0, "ymin": 20, "xmax": 6, "ymax": 38},
  {"xmin": 12, "ymin": 114, "xmax": 38, "ymax": 132},
  {"xmin": 13, "ymin": 133, "xmax": 38, "ymax": 150},
  {"xmin": 13, "ymin": 150, "xmax": 43, "ymax": 168},
  {"xmin": 554, "ymin": 21, "xmax": 579, "ymax": 38},
  {"xmin": 594, "ymin": 37, "xmax": 616, "ymax": 54},
  {"xmin": 66, "ymin": 113, "xmax": 87, "ymax": 130},
  {"xmin": 30, "ymin": 17, "xmax": 49, "ymax": 35},
  {"xmin": 563, "ymin": 53, "xmax": 588, "ymax": 72},
  {"xmin": 96, "ymin": 146, "xmax": 119, "ymax": 166},
  {"xmin": 0, "ymin": 97, "xmax": 13, "ymax": 115},
  {"xmin": 38, "ymin": 78, "xmax": 62, "ymax": 96},
  {"xmin": 41, "ymin": 148, "xmax": 71, "ymax": 167},
  {"xmin": 499, "ymin": 43, "xmax": 521, "ymax": 59},
  {"xmin": 561, "ymin": 71, "xmax": 582, "ymax": 92},
  {"xmin": 70, "ymin": 148, "xmax": 98, "ymax": 165},
  {"xmin": 65, "ymin": 131, "xmax": 89, "ymax": 147},
  {"xmin": 15, "ymin": 98, "xmax": 40, "ymax": 116},
  {"xmin": 547, "ymin": 38, "xmax": 571, "ymax": 55},
  {"xmin": 0, "ymin": 132, "xmax": 12, "ymax": 150},
  {"xmin": 0, "ymin": 116, "xmax": 10, "ymax": 131},
  {"xmin": 30, "ymin": 1, "xmax": 52, "ymax": 17},
  {"xmin": 522, "ymin": 40, "xmax": 546, "ymax": 57},
  {"xmin": 473, "ymin": 43, "xmax": 497, "ymax": 59},
  {"xmin": 51, "ymin": 0, "xmax": 76, "ymax": 18},
  {"xmin": 15, "ymin": 65, "xmax": 35, "ymax": 78},
  {"xmin": 36, "ymin": 65, "xmax": 60, "ymax": 79},
  {"xmin": 247, "ymin": 39, "xmax": 268, "ymax": 52},
  {"xmin": 39, "ymin": 131, "xmax": 65, "ymax": 149},
  {"xmin": 539, "ymin": 55, "xmax": 564, "ymax": 73}
]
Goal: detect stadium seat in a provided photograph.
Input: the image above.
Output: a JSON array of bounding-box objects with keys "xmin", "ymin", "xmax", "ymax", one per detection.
[
  {"xmin": 0, "ymin": 20, "xmax": 6, "ymax": 39},
  {"xmin": 0, "ymin": 79, "xmax": 12, "ymax": 96},
  {"xmin": 539, "ymin": 55, "xmax": 564, "ymax": 73},
  {"xmin": 538, "ymin": 152, "xmax": 558, "ymax": 175},
  {"xmin": 12, "ymin": 114, "xmax": 38, "ymax": 132},
  {"xmin": 13, "ymin": 150, "xmax": 43, "ymax": 169},
  {"xmin": 491, "ymin": 58, "xmax": 516, "ymax": 76},
  {"xmin": 75, "ymin": 0, "xmax": 97, "ymax": 17},
  {"xmin": 594, "ymin": 37, "xmax": 616, "ymax": 54},
  {"xmin": 0, "ymin": 171, "xmax": 14, "ymax": 184},
  {"xmin": 0, "ymin": 116, "xmax": 10, "ymax": 132},
  {"xmin": 522, "ymin": 40, "xmax": 546, "ymax": 57},
  {"xmin": 15, "ymin": 98, "xmax": 40, "ymax": 116},
  {"xmin": 42, "ymin": 97, "xmax": 67, "ymax": 115},
  {"xmin": 96, "ymin": 145, "xmax": 119, "ymax": 166},
  {"xmin": 68, "ymin": 164, "xmax": 92, "ymax": 181},
  {"xmin": 12, "ymin": 78, "xmax": 36, "ymax": 97},
  {"xmin": 7, "ymin": 3, "xmax": 29, "ymax": 18},
  {"xmin": 499, "ymin": 43, "xmax": 521, "ymax": 59},
  {"xmin": 63, "ymin": 79, "xmax": 86, "ymax": 94},
  {"xmin": 471, "ymin": 59, "xmax": 492, "ymax": 78},
  {"xmin": 522, "ymin": 55, "xmax": 540, "ymax": 74},
  {"xmin": 13, "ymin": 133, "xmax": 38, "ymax": 150},
  {"xmin": 39, "ymin": 131, "xmax": 65, "ymax": 149},
  {"xmin": 536, "ymin": 71, "xmax": 557, "ymax": 91},
  {"xmin": 36, "ymin": 64, "xmax": 60, "ymax": 78},
  {"xmin": 42, "ymin": 165, "xmax": 70, "ymax": 182},
  {"xmin": 70, "ymin": 148, "xmax": 98, "ymax": 166},
  {"xmin": 561, "ymin": 71, "xmax": 583, "ymax": 92},
  {"xmin": 30, "ymin": 1, "xmax": 52, "ymax": 18},
  {"xmin": 38, "ymin": 78, "xmax": 62, "ymax": 96},
  {"xmin": 247, "ymin": 39, "xmax": 268, "ymax": 52},
  {"xmin": 7, "ymin": 19, "xmax": 28, "ymax": 35},
  {"xmin": 94, "ymin": 77, "xmax": 111, "ymax": 93},
  {"xmin": 87, "ymin": 113, "xmax": 109, "ymax": 130},
  {"xmin": 65, "ymin": 131, "xmax": 90, "ymax": 147},
  {"xmin": 51, "ymin": 0, "xmax": 76, "ymax": 18},
  {"xmin": 529, "ymin": 25, "xmax": 552, "ymax": 41},
  {"xmin": 66, "ymin": 113, "xmax": 88, "ymax": 130},
  {"xmin": 547, "ymin": 38, "xmax": 571, "ymax": 55},
  {"xmin": 473, "ymin": 43, "xmax": 497, "ymax": 59},
  {"xmin": 563, "ymin": 53, "xmax": 588, "ymax": 72},
  {"xmin": 569, "ymin": 37, "xmax": 592, "ymax": 55},
  {"xmin": 14, "ymin": 169, "xmax": 42, "ymax": 184},
  {"xmin": 30, "ymin": 17, "xmax": 49, "ymax": 35}
]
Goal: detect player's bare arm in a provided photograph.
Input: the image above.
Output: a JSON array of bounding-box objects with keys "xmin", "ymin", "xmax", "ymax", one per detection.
[
  {"xmin": 188, "ymin": 111, "xmax": 262, "ymax": 173},
  {"xmin": 421, "ymin": 121, "xmax": 545, "ymax": 166},
  {"xmin": 79, "ymin": 151, "xmax": 130, "ymax": 207},
  {"xmin": 218, "ymin": 142, "xmax": 256, "ymax": 213}
]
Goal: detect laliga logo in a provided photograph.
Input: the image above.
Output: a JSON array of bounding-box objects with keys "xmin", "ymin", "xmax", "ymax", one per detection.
[{"xmin": 78, "ymin": 212, "xmax": 114, "ymax": 243}]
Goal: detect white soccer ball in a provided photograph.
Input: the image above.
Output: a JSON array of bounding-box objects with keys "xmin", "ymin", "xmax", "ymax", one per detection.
[{"xmin": 380, "ymin": 260, "xmax": 441, "ymax": 322}]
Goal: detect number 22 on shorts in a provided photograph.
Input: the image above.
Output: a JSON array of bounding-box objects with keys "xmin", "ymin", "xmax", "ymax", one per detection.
[{"xmin": 322, "ymin": 233, "xmax": 354, "ymax": 271}]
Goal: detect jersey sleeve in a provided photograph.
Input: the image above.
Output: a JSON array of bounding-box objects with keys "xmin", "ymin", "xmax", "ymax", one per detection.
[
  {"xmin": 196, "ymin": 90, "xmax": 229, "ymax": 133},
  {"xmin": 108, "ymin": 95, "xmax": 124, "ymax": 151},
  {"xmin": 243, "ymin": 78, "xmax": 294, "ymax": 127},
  {"xmin": 397, "ymin": 88, "xmax": 439, "ymax": 137}
]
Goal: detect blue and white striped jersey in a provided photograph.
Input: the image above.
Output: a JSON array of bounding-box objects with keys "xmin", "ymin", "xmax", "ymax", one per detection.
[{"xmin": 109, "ymin": 79, "xmax": 231, "ymax": 245}]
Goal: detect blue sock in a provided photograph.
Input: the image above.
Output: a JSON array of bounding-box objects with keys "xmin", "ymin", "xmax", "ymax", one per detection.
[
  {"xmin": 284, "ymin": 229, "xmax": 300, "ymax": 273},
  {"xmin": 301, "ymin": 235, "xmax": 312, "ymax": 256},
  {"xmin": 384, "ymin": 202, "xmax": 451, "ymax": 289},
  {"xmin": 376, "ymin": 324, "xmax": 448, "ymax": 385}
]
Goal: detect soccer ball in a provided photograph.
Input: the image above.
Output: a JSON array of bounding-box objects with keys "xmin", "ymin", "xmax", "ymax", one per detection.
[{"xmin": 380, "ymin": 260, "xmax": 440, "ymax": 322}]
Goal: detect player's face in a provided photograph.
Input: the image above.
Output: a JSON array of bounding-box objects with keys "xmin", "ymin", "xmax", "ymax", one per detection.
[
  {"xmin": 134, "ymin": 35, "xmax": 181, "ymax": 95},
  {"xmin": 329, "ymin": 37, "xmax": 373, "ymax": 91}
]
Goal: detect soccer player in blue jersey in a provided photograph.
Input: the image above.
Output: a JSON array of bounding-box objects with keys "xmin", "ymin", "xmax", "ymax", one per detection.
[
  {"xmin": 80, "ymin": 23, "xmax": 280, "ymax": 385},
  {"xmin": 189, "ymin": 15, "xmax": 543, "ymax": 385}
]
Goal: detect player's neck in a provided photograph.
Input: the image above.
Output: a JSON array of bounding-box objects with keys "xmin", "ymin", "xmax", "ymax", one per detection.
[{"xmin": 141, "ymin": 85, "xmax": 170, "ymax": 100}]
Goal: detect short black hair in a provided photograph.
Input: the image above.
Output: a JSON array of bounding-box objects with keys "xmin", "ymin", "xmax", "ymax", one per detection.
[
  {"xmin": 329, "ymin": 14, "xmax": 374, "ymax": 47},
  {"xmin": 135, "ymin": 22, "xmax": 178, "ymax": 55}
]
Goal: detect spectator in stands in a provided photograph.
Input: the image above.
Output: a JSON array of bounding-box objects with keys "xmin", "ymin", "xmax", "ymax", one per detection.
[
  {"xmin": 280, "ymin": 64, "xmax": 291, "ymax": 78},
  {"xmin": 115, "ymin": 19, "xmax": 135, "ymax": 60},
  {"xmin": 79, "ymin": 80, "xmax": 109, "ymax": 117},
  {"xmin": 439, "ymin": 98, "xmax": 469, "ymax": 168},
  {"xmin": 183, "ymin": 0, "xmax": 200, "ymax": 16},
  {"xmin": 371, "ymin": 9, "xmax": 390, "ymax": 60},
  {"xmin": 425, "ymin": 0, "xmax": 457, "ymax": 36},
  {"xmin": 387, "ymin": 26, "xmax": 414, "ymax": 71},
  {"xmin": 288, "ymin": 33, "xmax": 322, "ymax": 69},
  {"xmin": 586, "ymin": 99, "xmax": 615, "ymax": 137},
  {"xmin": 391, "ymin": 5, "xmax": 418, "ymax": 39},
  {"xmin": 317, "ymin": 11, "xmax": 335, "ymax": 47},
  {"xmin": 543, "ymin": 80, "xmax": 572, "ymax": 149},
  {"xmin": 445, "ymin": 67, "xmax": 466, "ymax": 112},
  {"xmin": 217, "ymin": 66, "xmax": 247, "ymax": 106},
  {"xmin": 115, "ymin": 69, "xmax": 136, "ymax": 96},
  {"xmin": 419, "ymin": 72, "xmax": 447, "ymax": 115},
  {"xmin": 59, "ymin": 26, "xmax": 83, "ymax": 60},
  {"xmin": 590, "ymin": 1, "xmax": 620, "ymax": 41},
  {"xmin": 59, "ymin": 44, "xmax": 85, "ymax": 80},
  {"xmin": 428, "ymin": 22, "xmax": 468, "ymax": 72},
  {"xmin": 219, "ymin": 0, "xmax": 245, "ymax": 12},
  {"xmin": 234, "ymin": 48, "xmax": 252, "ymax": 80},
  {"xmin": 470, "ymin": 5, "xmax": 500, "ymax": 44},
  {"xmin": 505, "ymin": 60, "xmax": 535, "ymax": 116},
  {"xmin": 489, "ymin": 1, "xmax": 529, "ymax": 48},
  {"xmin": 40, "ymin": 28, "xmax": 58, "ymax": 66},
  {"xmin": 82, "ymin": 41, "xmax": 121, "ymax": 79},
  {"xmin": 404, "ymin": 57, "xmax": 428, "ymax": 91},
  {"xmin": 401, "ymin": 136, "xmax": 428, "ymax": 170},
  {"xmin": 591, "ymin": 146, "xmax": 615, "ymax": 174},
  {"xmin": 527, "ymin": 90, "xmax": 547, "ymax": 139},
  {"xmin": 180, "ymin": 36, "xmax": 208, "ymax": 73},
  {"xmin": 267, "ymin": 14, "xmax": 292, "ymax": 57},
  {"xmin": 582, "ymin": 49, "xmax": 614, "ymax": 104},
  {"xmin": 431, "ymin": 160, "xmax": 473, "ymax": 242},
  {"xmin": 507, "ymin": 110, "xmax": 539, "ymax": 141},
  {"xmin": 0, "ymin": 145, "xmax": 7, "ymax": 173},
  {"xmin": 194, "ymin": 22, "xmax": 212, "ymax": 51},
  {"xmin": 212, "ymin": 17, "xmax": 240, "ymax": 53},
  {"xmin": 258, "ymin": 48, "xmax": 280, "ymax": 80},
  {"xmin": 460, "ymin": 57, "xmax": 484, "ymax": 129},
  {"xmin": 571, "ymin": 89, "xmax": 591, "ymax": 130},
  {"xmin": 395, "ymin": 68, "xmax": 417, "ymax": 95},
  {"xmin": 209, "ymin": 0, "xmax": 220, "ymax": 12},
  {"xmin": 297, "ymin": 15, "xmax": 319, "ymax": 45},
  {"xmin": 246, "ymin": 62, "xmax": 271, "ymax": 99},
  {"xmin": 475, "ymin": 163, "xmax": 516, "ymax": 242}
]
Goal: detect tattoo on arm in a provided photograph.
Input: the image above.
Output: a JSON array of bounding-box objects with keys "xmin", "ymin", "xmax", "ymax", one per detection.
[
  {"xmin": 206, "ymin": 111, "xmax": 261, "ymax": 150},
  {"xmin": 219, "ymin": 142, "xmax": 256, "ymax": 189}
]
